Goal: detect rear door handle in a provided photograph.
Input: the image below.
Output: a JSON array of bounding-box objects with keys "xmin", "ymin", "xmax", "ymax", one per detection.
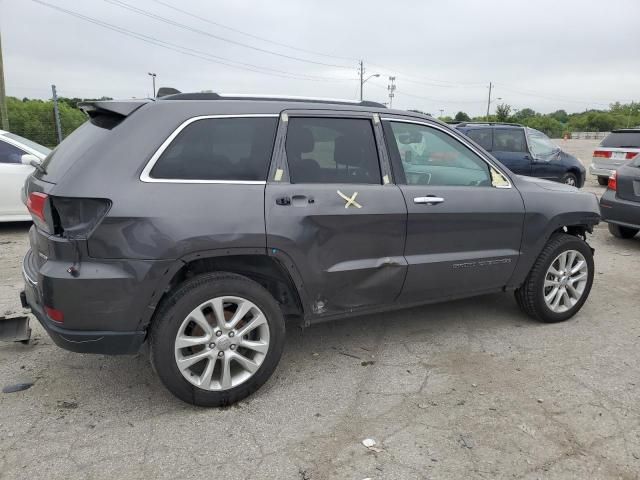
[{"xmin": 414, "ymin": 196, "xmax": 444, "ymax": 205}]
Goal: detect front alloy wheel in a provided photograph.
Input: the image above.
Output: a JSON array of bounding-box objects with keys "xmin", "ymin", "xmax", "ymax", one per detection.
[
  {"xmin": 515, "ymin": 233, "xmax": 594, "ymax": 322},
  {"xmin": 542, "ymin": 250, "xmax": 588, "ymax": 313}
]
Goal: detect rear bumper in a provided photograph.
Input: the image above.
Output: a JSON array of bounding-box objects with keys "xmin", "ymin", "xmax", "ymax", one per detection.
[
  {"xmin": 21, "ymin": 249, "xmax": 148, "ymax": 355},
  {"xmin": 600, "ymin": 189, "xmax": 640, "ymax": 229},
  {"xmin": 589, "ymin": 164, "xmax": 614, "ymax": 178}
]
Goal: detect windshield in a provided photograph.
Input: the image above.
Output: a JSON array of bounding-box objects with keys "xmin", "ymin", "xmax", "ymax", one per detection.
[
  {"xmin": 526, "ymin": 128, "xmax": 559, "ymax": 157},
  {"xmin": 1, "ymin": 132, "xmax": 51, "ymax": 156}
]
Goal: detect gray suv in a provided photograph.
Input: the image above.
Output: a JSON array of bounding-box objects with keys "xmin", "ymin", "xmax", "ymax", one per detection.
[{"xmin": 20, "ymin": 93, "xmax": 600, "ymax": 406}]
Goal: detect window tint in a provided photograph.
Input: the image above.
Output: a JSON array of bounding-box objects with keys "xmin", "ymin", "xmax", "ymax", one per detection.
[
  {"xmin": 493, "ymin": 129, "xmax": 527, "ymax": 153},
  {"xmin": 600, "ymin": 132, "xmax": 640, "ymax": 148},
  {"xmin": 388, "ymin": 122, "xmax": 491, "ymax": 187},
  {"xmin": 286, "ymin": 117, "xmax": 381, "ymax": 184},
  {"xmin": 150, "ymin": 117, "xmax": 278, "ymax": 181},
  {"xmin": 466, "ymin": 128, "xmax": 492, "ymax": 151},
  {"xmin": 526, "ymin": 128, "xmax": 558, "ymax": 158},
  {"xmin": 0, "ymin": 140, "xmax": 26, "ymax": 164}
]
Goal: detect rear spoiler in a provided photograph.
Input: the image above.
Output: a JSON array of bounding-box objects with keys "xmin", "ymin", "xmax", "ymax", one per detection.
[{"xmin": 78, "ymin": 100, "xmax": 150, "ymax": 129}]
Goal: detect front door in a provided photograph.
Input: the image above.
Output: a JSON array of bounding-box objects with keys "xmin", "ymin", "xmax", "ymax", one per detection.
[
  {"xmin": 265, "ymin": 113, "xmax": 407, "ymax": 317},
  {"xmin": 382, "ymin": 118, "xmax": 525, "ymax": 303}
]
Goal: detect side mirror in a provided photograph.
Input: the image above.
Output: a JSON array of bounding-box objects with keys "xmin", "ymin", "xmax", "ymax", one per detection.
[{"xmin": 21, "ymin": 154, "xmax": 41, "ymax": 166}]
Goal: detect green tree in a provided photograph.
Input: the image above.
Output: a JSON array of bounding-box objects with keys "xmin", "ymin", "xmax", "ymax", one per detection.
[
  {"xmin": 495, "ymin": 103, "xmax": 512, "ymax": 122},
  {"xmin": 6, "ymin": 96, "xmax": 87, "ymax": 147},
  {"xmin": 454, "ymin": 111, "xmax": 471, "ymax": 122}
]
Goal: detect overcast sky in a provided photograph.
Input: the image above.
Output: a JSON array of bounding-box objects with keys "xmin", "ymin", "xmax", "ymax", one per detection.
[{"xmin": 2, "ymin": 0, "xmax": 639, "ymax": 116}]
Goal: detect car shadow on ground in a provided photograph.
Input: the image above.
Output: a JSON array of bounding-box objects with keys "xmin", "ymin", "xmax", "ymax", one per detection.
[{"xmin": 3, "ymin": 291, "xmax": 541, "ymax": 411}]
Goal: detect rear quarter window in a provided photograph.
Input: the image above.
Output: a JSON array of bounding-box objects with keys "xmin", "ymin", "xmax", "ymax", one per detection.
[
  {"xmin": 150, "ymin": 117, "xmax": 278, "ymax": 181},
  {"xmin": 600, "ymin": 132, "xmax": 640, "ymax": 148}
]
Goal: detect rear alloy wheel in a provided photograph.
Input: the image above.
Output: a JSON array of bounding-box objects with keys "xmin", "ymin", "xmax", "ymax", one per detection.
[
  {"xmin": 608, "ymin": 223, "xmax": 639, "ymax": 239},
  {"xmin": 561, "ymin": 173, "xmax": 578, "ymax": 187},
  {"xmin": 597, "ymin": 176, "xmax": 609, "ymax": 186},
  {"xmin": 515, "ymin": 233, "xmax": 594, "ymax": 322},
  {"xmin": 150, "ymin": 272, "xmax": 285, "ymax": 407}
]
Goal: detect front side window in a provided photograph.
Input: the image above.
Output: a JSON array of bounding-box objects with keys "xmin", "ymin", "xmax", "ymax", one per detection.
[
  {"xmin": 493, "ymin": 129, "xmax": 527, "ymax": 153},
  {"xmin": 285, "ymin": 117, "xmax": 381, "ymax": 184},
  {"xmin": 526, "ymin": 128, "xmax": 558, "ymax": 158},
  {"xmin": 0, "ymin": 140, "xmax": 27, "ymax": 164},
  {"xmin": 150, "ymin": 117, "xmax": 278, "ymax": 181},
  {"xmin": 387, "ymin": 122, "xmax": 492, "ymax": 187}
]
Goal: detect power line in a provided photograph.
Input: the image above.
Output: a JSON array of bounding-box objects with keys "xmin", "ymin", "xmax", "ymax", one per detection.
[
  {"xmin": 495, "ymin": 83, "xmax": 630, "ymax": 107},
  {"xmin": 148, "ymin": 0, "xmax": 357, "ymax": 63},
  {"xmin": 369, "ymin": 82, "xmax": 484, "ymax": 104},
  {"xmin": 31, "ymin": 0, "xmax": 353, "ymax": 83},
  {"xmin": 103, "ymin": 0, "xmax": 353, "ymax": 70}
]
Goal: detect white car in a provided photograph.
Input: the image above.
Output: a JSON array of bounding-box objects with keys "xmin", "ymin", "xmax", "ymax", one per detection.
[{"xmin": 0, "ymin": 130, "xmax": 51, "ymax": 221}]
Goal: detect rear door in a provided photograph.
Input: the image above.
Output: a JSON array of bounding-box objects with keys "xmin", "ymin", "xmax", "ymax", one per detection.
[
  {"xmin": 0, "ymin": 139, "xmax": 32, "ymax": 217},
  {"xmin": 265, "ymin": 111, "xmax": 407, "ymax": 316},
  {"xmin": 492, "ymin": 128, "xmax": 532, "ymax": 176},
  {"xmin": 382, "ymin": 117, "xmax": 525, "ymax": 303}
]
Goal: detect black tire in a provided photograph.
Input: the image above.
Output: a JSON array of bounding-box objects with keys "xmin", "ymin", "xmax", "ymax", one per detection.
[
  {"xmin": 150, "ymin": 272, "xmax": 285, "ymax": 407},
  {"xmin": 608, "ymin": 223, "xmax": 639, "ymax": 239},
  {"xmin": 561, "ymin": 172, "xmax": 578, "ymax": 187},
  {"xmin": 597, "ymin": 176, "xmax": 609, "ymax": 186},
  {"xmin": 515, "ymin": 233, "xmax": 594, "ymax": 323}
]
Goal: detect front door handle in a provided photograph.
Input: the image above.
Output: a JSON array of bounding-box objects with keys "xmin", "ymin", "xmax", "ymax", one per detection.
[
  {"xmin": 414, "ymin": 196, "xmax": 444, "ymax": 205},
  {"xmin": 275, "ymin": 196, "xmax": 291, "ymax": 206}
]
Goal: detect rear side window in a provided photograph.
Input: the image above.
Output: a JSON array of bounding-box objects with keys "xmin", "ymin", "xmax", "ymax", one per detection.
[
  {"xmin": 465, "ymin": 128, "xmax": 493, "ymax": 151},
  {"xmin": 285, "ymin": 117, "xmax": 381, "ymax": 184},
  {"xmin": 0, "ymin": 139, "xmax": 26, "ymax": 164},
  {"xmin": 600, "ymin": 132, "xmax": 640, "ymax": 148},
  {"xmin": 493, "ymin": 129, "xmax": 527, "ymax": 153},
  {"xmin": 150, "ymin": 117, "xmax": 278, "ymax": 181}
]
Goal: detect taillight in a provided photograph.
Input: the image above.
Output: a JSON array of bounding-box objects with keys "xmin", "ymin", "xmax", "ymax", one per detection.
[
  {"xmin": 625, "ymin": 152, "xmax": 638, "ymax": 160},
  {"xmin": 608, "ymin": 171, "xmax": 617, "ymax": 191},
  {"xmin": 50, "ymin": 197, "xmax": 111, "ymax": 239},
  {"xmin": 44, "ymin": 306, "xmax": 64, "ymax": 323},
  {"xmin": 593, "ymin": 150, "xmax": 612, "ymax": 158},
  {"xmin": 27, "ymin": 192, "xmax": 48, "ymax": 222}
]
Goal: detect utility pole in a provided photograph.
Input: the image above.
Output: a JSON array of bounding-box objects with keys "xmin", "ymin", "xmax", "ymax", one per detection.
[
  {"xmin": 0, "ymin": 27, "xmax": 9, "ymax": 130},
  {"xmin": 358, "ymin": 60, "xmax": 364, "ymax": 102},
  {"xmin": 148, "ymin": 72, "xmax": 157, "ymax": 97},
  {"xmin": 486, "ymin": 81, "xmax": 492, "ymax": 120},
  {"xmin": 439, "ymin": 109, "xmax": 444, "ymax": 118},
  {"xmin": 387, "ymin": 76, "xmax": 396, "ymax": 108},
  {"xmin": 51, "ymin": 84, "xmax": 63, "ymax": 144}
]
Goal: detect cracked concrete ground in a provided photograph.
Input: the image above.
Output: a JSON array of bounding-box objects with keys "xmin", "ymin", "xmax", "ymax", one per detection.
[{"xmin": 1, "ymin": 140, "xmax": 639, "ymax": 479}]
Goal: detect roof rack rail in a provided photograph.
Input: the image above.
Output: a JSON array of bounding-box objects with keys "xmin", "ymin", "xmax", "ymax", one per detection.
[
  {"xmin": 158, "ymin": 90, "xmax": 387, "ymax": 108},
  {"xmin": 455, "ymin": 121, "xmax": 524, "ymax": 128}
]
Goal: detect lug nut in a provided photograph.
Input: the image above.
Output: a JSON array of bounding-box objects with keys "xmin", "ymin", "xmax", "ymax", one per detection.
[
  {"xmin": 230, "ymin": 345, "xmax": 236, "ymax": 350},
  {"xmin": 218, "ymin": 351, "xmax": 224, "ymax": 357},
  {"xmin": 216, "ymin": 331, "xmax": 223, "ymax": 337},
  {"xmin": 229, "ymin": 331, "xmax": 235, "ymax": 337},
  {"xmin": 208, "ymin": 343, "xmax": 215, "ymax": 349}
]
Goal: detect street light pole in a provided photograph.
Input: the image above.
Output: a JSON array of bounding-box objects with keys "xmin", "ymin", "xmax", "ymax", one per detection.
[{"xmin": 148, "ymin": 72, "xmax": 157, "ymax": 98}]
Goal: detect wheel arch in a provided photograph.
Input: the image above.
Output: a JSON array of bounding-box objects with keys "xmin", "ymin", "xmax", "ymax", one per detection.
[{"xmin": 141, "ymin": 249, "xmax": 308, "ymax": 331}]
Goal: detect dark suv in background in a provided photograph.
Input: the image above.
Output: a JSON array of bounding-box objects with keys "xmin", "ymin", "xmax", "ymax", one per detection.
[
  {"xmin": 20, "ymin": 93, "xmax": 600, "ymax": 406},
  {"xmin": 455, "ymin": 122, "xmax": 586, "ymax": 187}
]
